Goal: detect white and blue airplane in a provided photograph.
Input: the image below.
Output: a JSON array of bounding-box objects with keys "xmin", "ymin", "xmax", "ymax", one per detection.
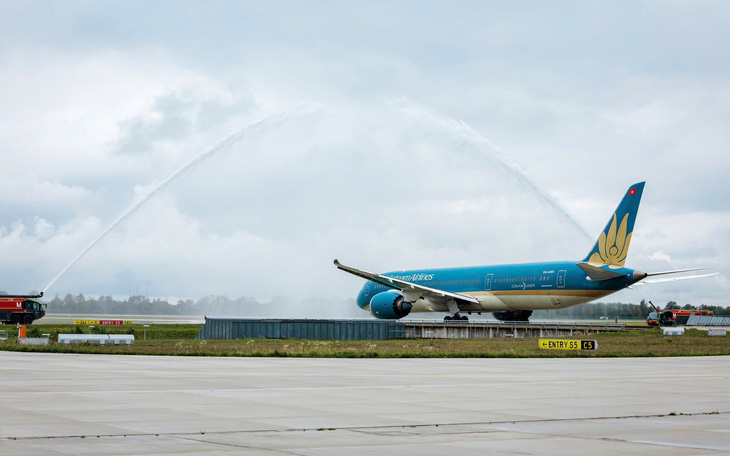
[{"xmin": 335, "ymin": 182, "xmax": 709, "ymax": 321}]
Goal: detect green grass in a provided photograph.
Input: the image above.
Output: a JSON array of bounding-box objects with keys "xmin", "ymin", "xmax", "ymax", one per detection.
[
  {"xmin": 1, "ymin": 323, "xmax": 202, "ymax": 341},
  {"xmin": 1, "ymin": 323, "xmax": 728, "ymax": 358}
]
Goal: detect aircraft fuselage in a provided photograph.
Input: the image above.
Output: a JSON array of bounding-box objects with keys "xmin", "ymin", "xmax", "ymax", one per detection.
[
  {"xmin": 356, "ymin": 261, "xmax": 642, "ymax": 314},
  {"xmin": 339, "ymin": 182, "xmax": 657, "ymax": 321}
]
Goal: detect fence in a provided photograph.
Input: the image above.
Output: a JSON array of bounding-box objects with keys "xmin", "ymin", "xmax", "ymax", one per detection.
[
  {"xmin": 686, "ymin": 315, "xmax": 730, "ymax": 326},
  {"xmin": 196, "ymin": 318, "xmax": 404, "ymax": 341},
  {"xmin": 196, "ymin": 318, "xmax": 627, "ymax": 340}
]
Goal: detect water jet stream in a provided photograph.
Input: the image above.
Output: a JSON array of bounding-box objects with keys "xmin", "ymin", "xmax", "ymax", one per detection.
[
  {"xmin": 43, "ymin": 104, "xmax": 318, "ymax": 293},
  {"xmin": 43, "ymin": 100, "xmax": 588, "ymax": 295},
  {"xmin": 402, "ymin": 102, "xmax": 591, "ymax": 240}
]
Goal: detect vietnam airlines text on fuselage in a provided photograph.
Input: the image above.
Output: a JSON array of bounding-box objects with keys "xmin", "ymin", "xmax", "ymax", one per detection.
[{"xmin": 356, "ymin": 261, "xmax": 643, "ymax": 314}]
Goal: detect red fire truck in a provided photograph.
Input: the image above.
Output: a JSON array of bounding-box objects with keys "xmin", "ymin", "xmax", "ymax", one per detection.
[
  {"xmin": 647, "ymin": 308, "xmax": 713, "ymax": 326},
  {"xmin": 0, "ymin": 294, "xmax": 46, "ymax": 325}
]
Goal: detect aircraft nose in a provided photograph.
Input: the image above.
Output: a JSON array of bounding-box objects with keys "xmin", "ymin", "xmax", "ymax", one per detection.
[{"xmin": 633, "ymin": 270, "xmax": 647, "ymax": 281}]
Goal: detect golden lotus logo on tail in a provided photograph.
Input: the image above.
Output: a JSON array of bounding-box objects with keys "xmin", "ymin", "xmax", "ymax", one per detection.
[
  {"xmin": 583, "ymin": 183, "xmax": 644, "ymax": 269},
  {"xmin": 589, "ymin": 212, "xmax": 632, "ymax": 267}
]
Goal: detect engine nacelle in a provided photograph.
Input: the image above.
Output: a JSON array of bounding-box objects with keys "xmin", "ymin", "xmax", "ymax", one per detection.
[{"xmin": 369, "ymin": 291, "xmax": 413, "ymax": 320}]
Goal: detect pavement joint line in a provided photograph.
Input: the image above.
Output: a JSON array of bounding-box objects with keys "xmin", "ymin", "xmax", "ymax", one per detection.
[
  {"xmin": 3, "ymin": 410, "xmax": 727, "ymax": 442},
  {"xmin": 597, "ymin": 436, "xmax": 729, "ymax": 452},
  {"xmin": 629, "ymin": 438, "xmax": 730, "ymax": 452},
  {"xmin": 491, "ymin": 426, "xmax": 727, "ymax": 453},
  {"xmin": 172, "ymin": 436, "xmax": 302, "ymax": 455}
]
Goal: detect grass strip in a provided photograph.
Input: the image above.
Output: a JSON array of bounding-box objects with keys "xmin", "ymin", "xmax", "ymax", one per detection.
[{"xmin": 1, "ymin": 324, "xmax": 728, "ymax": 358}]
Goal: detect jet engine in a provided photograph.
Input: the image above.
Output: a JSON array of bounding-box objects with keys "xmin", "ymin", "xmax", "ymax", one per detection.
[{"xmin": 369, "ymin": 291, "xmax": 413, "ymax": 320}]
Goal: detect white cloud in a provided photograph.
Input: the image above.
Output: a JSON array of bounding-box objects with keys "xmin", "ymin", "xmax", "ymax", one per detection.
[
  {"xmin": 648, "ymin": 251, "xmax": 672, "ymax": 263},
  {"xmin": 1, "ymin": 100, "xmax": 595, "ymax": 300},
  {"xmin": 0, "ymin": 2, "xmax": 727, "ymax": 312}
]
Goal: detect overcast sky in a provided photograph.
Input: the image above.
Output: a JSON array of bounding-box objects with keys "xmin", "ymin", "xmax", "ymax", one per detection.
[{"xmin": 0, "ymin": 1, "xmax": 727, "ymax": 314}]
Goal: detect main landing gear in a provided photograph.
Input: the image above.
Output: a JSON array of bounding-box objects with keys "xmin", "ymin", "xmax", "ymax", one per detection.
[
  {"xmin": 444, "ymin": 313, "xmax": 468, "ymax": 321},
  {"xmin": 444, "ymin": 299, "xmax": 468, "ymax": 321}
]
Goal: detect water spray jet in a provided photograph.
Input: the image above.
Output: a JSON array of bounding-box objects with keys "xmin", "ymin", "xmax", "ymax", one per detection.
[
  {"xmin": 399, "ymin": 101, "xmax": 591, "ymax": 240},
  {"xmin": 42, "ymin": 104, "xmax": 320, "ymax": 294},
  {"xmin": 40, "ymin": 100, "xmax": 589, "ymax": 297}
]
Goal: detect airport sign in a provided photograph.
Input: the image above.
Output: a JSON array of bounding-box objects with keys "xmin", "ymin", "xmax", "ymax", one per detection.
[
  {"xmin": 539, "ymin": 339, "xmax": 597, "ymax": 351},
  {"xmin": 74, "ymin": 320, "xmax": 129, "ymax": 325}
]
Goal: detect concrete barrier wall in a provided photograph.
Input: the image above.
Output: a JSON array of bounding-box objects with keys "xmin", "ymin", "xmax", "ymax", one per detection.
[
  {"xmin": 18, "ymin": 337, "xmax": 49, "ymax": 346},
  {"xmin": 196, "ymin": 318, "xmax": 403, "ymax": 341},
  {"xmin": 58, "ymin": 334, "xmax": 135, "ymax": 345},
  {"xmin": 196, "ymin": 318, "xmax": 627, "ymax": 340},
  {"xmin": 687, "ymin": 315, "xmax": 730, "ymax": 326},
  {"xmin": 402, "ymin": 322, "xmax": 620, "ymax": 339}
]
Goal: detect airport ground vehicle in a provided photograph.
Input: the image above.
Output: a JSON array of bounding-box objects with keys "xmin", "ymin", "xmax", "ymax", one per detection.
[
  {"xmin": 0, "ymin": 294, "xmax": 46, "ymax": 325},
  {"xmin": 647, "ymin": 309, "xmax": 713, "ymax": 326}
]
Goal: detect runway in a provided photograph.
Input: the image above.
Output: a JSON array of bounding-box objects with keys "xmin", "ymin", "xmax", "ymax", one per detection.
[{"xmin": 1, "ymin": 352, "xmax": 729, "ymax": 455}]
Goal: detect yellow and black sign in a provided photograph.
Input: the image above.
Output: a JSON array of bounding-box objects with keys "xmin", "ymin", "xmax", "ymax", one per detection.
[
  {"xmin": 539, "ymin": 339, "xmax": 597, "ymax": 351},
  {"xmin": 74, "ymin": 320, "xmax": 129, "ymax": 326},
  {"xmin": 74, "ymin": 320, "xmax": 99, "ymax": 325}
]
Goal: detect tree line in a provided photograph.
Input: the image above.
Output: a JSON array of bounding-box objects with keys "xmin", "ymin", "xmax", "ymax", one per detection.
[
  {"xmin": 29, "ymin": 293, "xmax": 730, "ymax": 319},
  {"xmin": 534, "ymin": 300, "xmax": 729, "ymax": 319},
  {"xmin": 43, "ymin": 294, "xmax": 279, "ymax": 317}
]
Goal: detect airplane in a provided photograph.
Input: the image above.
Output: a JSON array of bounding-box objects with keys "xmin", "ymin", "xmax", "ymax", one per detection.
[{"xmin": 335, "ymin": 182, "xmax": 713, "ymax": 322}]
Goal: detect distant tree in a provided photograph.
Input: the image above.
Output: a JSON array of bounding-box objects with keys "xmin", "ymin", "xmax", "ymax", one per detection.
[
  {"xmin": 639, "ymin": 299, "xmax": 649, "ymax": 316},
  {"xmin": 698, "ymin": 304, "xmax": 730, "ymax": 316},
  {"xmin": 63, "ymin": 294, "xmax": 75, "ymax": 309}
]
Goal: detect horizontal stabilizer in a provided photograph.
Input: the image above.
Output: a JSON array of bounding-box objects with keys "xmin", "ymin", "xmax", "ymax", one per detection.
[
  {"xmin": 635, "ymin": 272, "xmax": 718, "ymax": 285},
  {"xmin": 577, "ymin": 262, "xmax": 625, "ymax": 281},
  {"xmin": 645, "ymin": 267, "xmax": 705, "ymax": 277}
]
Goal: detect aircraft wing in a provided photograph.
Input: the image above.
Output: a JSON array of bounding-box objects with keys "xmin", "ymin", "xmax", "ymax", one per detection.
[{"xmin": 334, "ymin": 259, "xmax": 480, "ymax": 305}]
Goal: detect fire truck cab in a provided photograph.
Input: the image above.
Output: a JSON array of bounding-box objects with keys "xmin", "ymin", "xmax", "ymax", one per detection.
[
  {"xmin": 647, "ymin": 309, "xmax": 714, "ymax": 326},
  {"xmin": 0, "ymin": 295, "xmax": 46, "ymax": 325}
]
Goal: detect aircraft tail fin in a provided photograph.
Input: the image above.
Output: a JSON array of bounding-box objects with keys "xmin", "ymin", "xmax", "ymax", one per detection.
[{"xmin": 583, "ymin": 182, "xmax": 645, "ymax": 267}]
